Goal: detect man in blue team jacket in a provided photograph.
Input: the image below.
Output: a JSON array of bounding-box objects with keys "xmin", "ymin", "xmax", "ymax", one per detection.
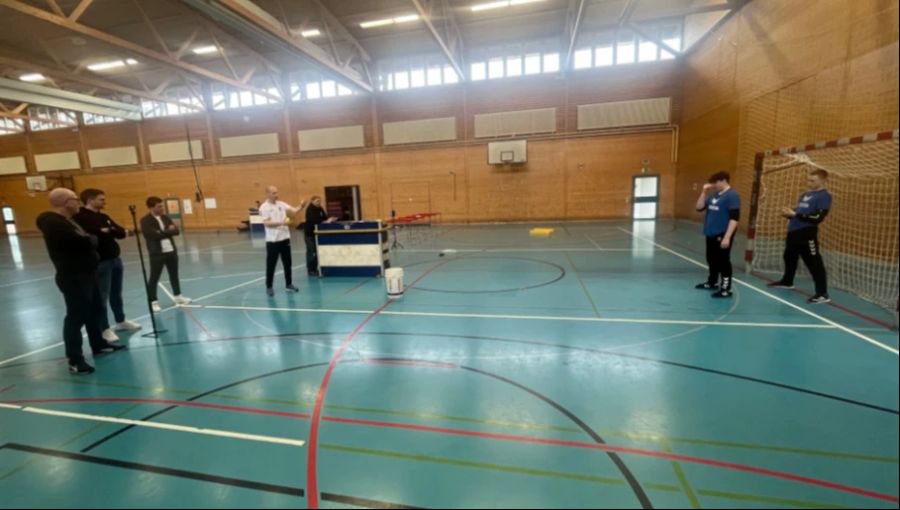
[{"xmin": 767, "ymin": 169, "xmax": 833, "ymax": 304}]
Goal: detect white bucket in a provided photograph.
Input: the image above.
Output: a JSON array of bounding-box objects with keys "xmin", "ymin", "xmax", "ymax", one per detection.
[{"xmin": 385, "ymin": 267, "xmax": 404, "ymax": 298}]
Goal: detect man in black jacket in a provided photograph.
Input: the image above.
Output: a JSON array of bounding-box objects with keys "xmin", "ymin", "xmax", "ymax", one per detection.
[
  {"xmin": 74, "ymin": 189, "xmax": 142, "ymax": 341},
  {"xmin": 37, "ymin": 188, "xmax": 126, "ymax": 374},
  {"xmin": 304, "ymin": 196, "xmax": 335, "ymax": 276},
  {"xmin": 141, "ymin": 196, "xmax": 191, "ymax": 312}
]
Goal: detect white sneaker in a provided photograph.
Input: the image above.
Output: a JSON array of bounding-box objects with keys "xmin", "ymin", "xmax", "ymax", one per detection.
[
  {"xmin": 101, "ymin": 328, "xmax": 119, "ymax": 342},
  {"xmin": 151, "ymin": 301, "xmax": 162, "ymax": 313},
  {"xmin": 174, "ymin": 295, "xmax": 192, "ymax": 305},
  {"xmin": 115, "ymin": 319, "xmax": 142, "ymax": 331}
]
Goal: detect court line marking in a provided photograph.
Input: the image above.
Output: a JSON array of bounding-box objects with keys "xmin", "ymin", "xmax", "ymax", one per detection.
[
  {"xmin": 1, "ymin": 443, "xmax": 304, "ymax": 497},
  {"xmin": 191, "ymin": 264, "xmax": 305, "ymax": 303},
  {"xmin": 181, "ymin": 304, "xmax": 835, "ymax": 329},
  {"xmin": 4, "ymin": 397, "xmax": 894, "ymax": 503},
  {"xmin": 0, "ymin": 265, "xmax": 303, "ymax": 366},
  {"xmin": 0, "ymin": 403, "xmax": 305, "ymax": 447},
  {"xmin": 305, "ymin": 258, "xmax": 451, "ymax": 509},
  {"xmin": 616, "ymin": 227, "xmax": 899, "ymax": 355}
]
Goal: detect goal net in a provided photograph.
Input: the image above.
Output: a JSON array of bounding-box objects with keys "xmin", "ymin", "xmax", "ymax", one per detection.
[{"xmin": 748, "ymin": 132, "xmax": 898, "ymax": 311}]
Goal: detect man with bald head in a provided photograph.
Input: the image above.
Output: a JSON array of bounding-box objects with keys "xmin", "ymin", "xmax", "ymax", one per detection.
[
  {"xmin": 37, "ymin": 188, "xmax": 126, "ymax": 375},
  {"xmin": 259, "ymin": 186, "xmax": 305, "ymax": 296}
]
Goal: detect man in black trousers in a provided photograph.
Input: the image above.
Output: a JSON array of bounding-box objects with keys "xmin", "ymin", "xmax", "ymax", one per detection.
[
  {"xmin": 37, "ymin": 188, "xmax": 126, "ymax": 374},
  {"xmin": 141, "ymin": 196, "xmax": 191, "ymax": 312},
  {"xmin": 73, "ymin": 188, "xmax": 142, "ymax": 342}
]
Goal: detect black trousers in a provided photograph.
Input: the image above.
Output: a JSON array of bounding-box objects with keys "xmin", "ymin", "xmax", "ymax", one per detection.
[
  {"xmin": 266, "ymin": 239, "xmax": 293, "ymax": 288},
  {"xmin": 781, "ymin": 227, "xmax": 828, "ymax": 295},
  {"xmin": 56, "ymin": 272, "xmax": 107, "ymax": 364},
  {"xmin": 705, "ymin": 233, "xmax": 735, "ymax": 290},
  {"xmin": 148, "ymin": 252, "xmax": 181, "ymax": 301},
  {"xmin": 305, "ymin": 235, "xmax": 318, "ymax": 273}
]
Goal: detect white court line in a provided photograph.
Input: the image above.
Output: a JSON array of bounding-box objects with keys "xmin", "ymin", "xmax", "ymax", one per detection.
[
  {"xmin": 616, "ymin": 227, "xmax": 899, "ymax": 355},
  {"xmin": 0, "ymin": 258, "xmax": 146, "ymax": 288},
  {"xmin": 182, "ymin": 304, "xmax": 836, "ymax": 329},
  {"xmin": 0, "ymin": 275, "xmax": 55, "ymax": 288},
  {"xmin": 584, "ymin": 235, "xmax": 605, "ymax": 251},
  {"xmin": 158, "ymin": 282, "xmax": 177, "ymax": 301},
  {"xmin": 0, "ymin": 263, "xmax": 299, "ymax": 365},
  {"xmin": 0, "ymin": 343, "xmax": 63, "ymax": 366},
  {"xmin": 180, "ymin": 271, "xmax": 261, "ymax": 283},
  {"xmin": 0, "ymin": 403, "xmax": 305, "ymax": 447},
  {"xmin": 192, "ymin": 264, "xmax": 305, "ymax": 303}
]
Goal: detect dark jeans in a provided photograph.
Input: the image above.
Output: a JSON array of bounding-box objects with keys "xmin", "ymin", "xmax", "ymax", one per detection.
[
  {"xmin": 705, "ymin": 233, "xmax": 735, "ymax": 291},
  {"xmin": 266, "ymin": 239, "xmax": 293, "ymax": 288},
  {"xmin": 148, "ymin": 252, "xmax": 180, "ymax": 301},
  {"xmin": 56, "ymin": 272, "xmax": 107, "ymax": 364},
  {"xmin": 96, "ymin": 257, "xmax": 126, "ymax": 330},
  {"xmin": 781, "ymin": 227, "xmax": 828, "ymax": 295},
  {"xmin": 305, "ymin": 235, "xmax": 318, "ymax": 274}
]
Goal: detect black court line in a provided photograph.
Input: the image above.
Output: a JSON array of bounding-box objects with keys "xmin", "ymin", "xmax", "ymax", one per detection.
[
  {"xmin": 7, "ymin": 327, "xmax": 896, "ymax": 416},
  {"xmin": 405, "ymin": 256, "xmax": 567, "ymax": 294},
  {"xmin": 446, "ymin": 362, "xmax": 650, "ymax": 509},
  {"xmin": 321, "ymin": 492, "xmax": 423, "ymax": 509},
  {"xmin": 1, "ymin": 443, "xmax": 303, "ymax": 497},
  {"xmin": 74, "ymin": 354, "xmax": 653, "ymax": 508},
  {"xmin": 365, "ymin": 331, "xmax": 900, "ymax": 416},
  {"xmin": 79, "ymin": 361, "xmax": 331, "ymax": 453}
]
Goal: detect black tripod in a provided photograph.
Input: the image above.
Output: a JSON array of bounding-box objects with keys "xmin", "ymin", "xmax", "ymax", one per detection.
[
  {"xmin": 129, "ymin": 205, "xmax": 167, "ymax": 338},
  {"xmin": 390, "ymin": 209, "xmax": 404, "ymax": 250}
]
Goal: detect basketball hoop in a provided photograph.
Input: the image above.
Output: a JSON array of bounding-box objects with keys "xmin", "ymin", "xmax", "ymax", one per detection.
[{"xmin": 25, "ymin": 176, "xmax": 48, "ymax": 193}]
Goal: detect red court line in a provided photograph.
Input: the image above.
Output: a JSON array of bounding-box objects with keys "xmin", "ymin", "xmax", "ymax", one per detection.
[
  {"xmin": 305, "ymin": 300, "xmax": 392, "ymax": 508},
  {"xmin": 180, "ymin": 307, "xmax": 218, "ymax": 339},
  {"xmin": 750, "ymin": 271, "xmax": 896, "ymax": 330},
  {"xmin": 322, "ymin": 416, "xmax": 898, "ymax": 503},
  {"xmin": 343, "ymin": 279, "xmax": 372, "ymax": 295},
  {"xmin": 310, "ymin": 259, "xmax": 450, "ymax": 508},
  {"xmin": 5, "ymin": 396, "xmax": 897, "ymax": 503}
]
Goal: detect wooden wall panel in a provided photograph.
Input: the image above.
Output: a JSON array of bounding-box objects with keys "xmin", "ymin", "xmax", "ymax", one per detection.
[
  {"xmin": 2, "ymin": 58, "xmax": 683, "ymax": 233},
  {"xmin": 566, "ymin": 132, "xmax": 676, "ymax": 219},
  {"xmin": 676, "ymin": 0, "xmax": 899, "ymax": 224}
]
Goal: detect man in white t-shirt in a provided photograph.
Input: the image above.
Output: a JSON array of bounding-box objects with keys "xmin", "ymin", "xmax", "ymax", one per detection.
[{"xmin": 259, "ymin": 185, "xmax": 306, "ymax": 296}]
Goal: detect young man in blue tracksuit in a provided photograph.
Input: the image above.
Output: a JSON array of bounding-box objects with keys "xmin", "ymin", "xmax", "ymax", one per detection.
[
  {"xmin": 695, "ymin": 171, "xmax": 741, "ymax": 298},
  {"xmin": 767, "ymin": 169, "xmax": 833, "ymax": 304}
]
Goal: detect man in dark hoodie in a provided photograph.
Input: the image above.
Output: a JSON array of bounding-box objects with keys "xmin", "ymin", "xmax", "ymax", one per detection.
[
  {"xmin": 36, "ymin": 188, "xmax": 126, "ymax": 375},
  {"xmin": 73, "ymin": 188, "xmax": 142, "ymax": 342}
]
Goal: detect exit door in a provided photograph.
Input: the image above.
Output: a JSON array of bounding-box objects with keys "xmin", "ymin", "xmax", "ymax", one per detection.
[{"xmin": 632, "ymin": 175, "xmax": 660, "ymax": 220}]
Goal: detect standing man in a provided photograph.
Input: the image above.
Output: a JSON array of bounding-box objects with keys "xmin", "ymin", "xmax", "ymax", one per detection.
[
  {"xmin": 141, "ymin": 196, "xmax": 191, "ymax": 312},
  {"xmin": 695, "ymin": 171, "xmax": 741, "ymax": 298},
  {"xmin": 767, "ymin": 169, "xmax": 833, "ymax": 304},
  {"xmin": 74, "ymin": 189, "xmax": 142, "ymax": 342},
  {"xmin": 304, "ymin": 196, "xmax": 336, "ymax": 276},
  {"xmin": 259, "ymin": 185, "xmax": 305, "ymax": 296},
  {"xmin": 37, "ymin": 188, "xmax": 126, "ymax": 374}
]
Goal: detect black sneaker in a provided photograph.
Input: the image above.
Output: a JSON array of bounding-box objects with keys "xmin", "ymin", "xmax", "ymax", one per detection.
[
  {"xmin": 307, "ymin": 271, "xmax": 318, "ymax": 277},
  {"xmin": 711, "ymin": 290, "xmax": 733, "ymax": 298},
  {"xmin": 69, "ymin": 360, "xmax": 95, "ymax": 374},
  {"xmin": 266, "ymin": 288, "xmax": 274, "ymax": 297},
  {"xmin": 807, "ymin": 294, "xmax": 831, "ymax": 304},
  {"xmin": 286, "ymin": 285, "xmax": 299, "ymax": 292},
  {"xmin": 767, "ymin": 281, "xmax": 795, "ymax": 289},
  {"xmin": 695, "ymin": 282, "xmax": 718, "ymax": 290},
  {"xmin": 92, "ymin": 342, "xmax": 127, "ymax": 355}
]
